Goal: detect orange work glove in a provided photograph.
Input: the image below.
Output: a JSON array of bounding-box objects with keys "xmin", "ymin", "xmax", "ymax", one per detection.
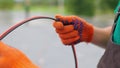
[
  {"xmin": 53, "ymin": 15, "xmax": 94, "ymax": 45},
  {"xmin": 0, "ymin": 41, "xmax": 39, "ymax": 68}
]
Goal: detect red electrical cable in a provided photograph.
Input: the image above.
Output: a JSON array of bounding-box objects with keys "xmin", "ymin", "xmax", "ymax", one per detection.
[
  {"xmin": 0, "ymin": 16, "xmax": 56, "ymax": 40},
  {"xmin": 0, "ymin": 16, "xmax": 78, "ymax": 68},
  {"xmin": 72, "ymin": 45, "xmax": 78, "ymax": 68}
]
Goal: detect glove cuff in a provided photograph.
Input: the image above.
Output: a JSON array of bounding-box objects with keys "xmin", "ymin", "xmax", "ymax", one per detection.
[
  {"xmin": 86, "ymin": 24, "xmax": 94, "ymax": 42},
  {"xmin": 81, "ymin": 23, "xmax": 94, "ymax": 42}
]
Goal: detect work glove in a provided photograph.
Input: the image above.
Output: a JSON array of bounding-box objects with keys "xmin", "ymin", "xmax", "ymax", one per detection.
[
  {"xmin": 53, "ymin": 14, "xmax": 94, "ymax": 45},
  {"xmin": 0, "ymin": 41, "xmax": 39, "ymax": 68}
]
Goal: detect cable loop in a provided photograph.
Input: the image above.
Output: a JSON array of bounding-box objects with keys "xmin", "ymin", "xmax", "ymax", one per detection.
[{"xmin": 0, "ymin": 16, "xmax": 78, "ymax": 68}]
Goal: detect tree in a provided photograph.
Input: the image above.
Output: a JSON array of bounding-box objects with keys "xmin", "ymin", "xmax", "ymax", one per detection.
[
  {"xmin": 0, "ymin": 0, "xmax": 15, "ymax": 24},
  {"xmin": 0, "ymin": 0, "xmax": 15, "ymax": 10},
  {"xmin": 100, "ymin": 0, "xmax": 118, "ymax": 11},
  {"xmin": 30, "ymin": 0, "xmax": 57, "ymax": 6},
  {"xmin": 65, "ymin": 0, "xmax": 95, "ymax": 16}
]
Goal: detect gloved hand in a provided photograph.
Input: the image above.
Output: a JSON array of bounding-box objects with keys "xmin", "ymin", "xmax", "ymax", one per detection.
[
  {"xmin": 0, "ymin": 41, "xmax": 39, "ymax": 68},
  {"xmin": 53, "ymin": 14, "xmax": 94, "ymax": 45}
]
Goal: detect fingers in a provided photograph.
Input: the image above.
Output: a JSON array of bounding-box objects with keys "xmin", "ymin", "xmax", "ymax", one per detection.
[
  {"xmin": 58, "ymin": 30, "xmax": 80, "ymax": 45},
  {"xmin": 53, "ymin": 20, "xmax": 74, "ymax": 33},
  {"xmin": 59, "ymin": 30, "xmax": 79, "ymax": 39},
  {"xmin": 54, "ymin": 14, "xmax": 94, "ymax": 45},
  {"xmin": 55, "ymin": 14, "xmax": 73, "ymax": 24},
  {"xmin": 53, "ymin": 21, "xmax": 64, "ymax": 30},
  {"xmin": 55, "ymin": 25, "xmax": 74, "ymax": 34},
  {"xmin": 53, "ymin": 20, "xmax": 80, "ymax": 45},
  {"xmin": 55, "ymin": 14, "xmax": 65, "ymax": 22},
  {"xmin": 55, "ymin": 14, "xmax": 64, "ymax": 19},
  {"xmin": 61, "ymin": 36, "xmax": 80, "ymax": 45}
]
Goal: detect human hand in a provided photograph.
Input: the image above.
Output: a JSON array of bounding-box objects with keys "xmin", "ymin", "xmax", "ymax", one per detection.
[
  {"xmin": 0, "ymin": 41, "xmax": 38, "ymax": 68},
  {"xmin": 53, "ymin": 14, "xmax": 94, "ymax": 45}
]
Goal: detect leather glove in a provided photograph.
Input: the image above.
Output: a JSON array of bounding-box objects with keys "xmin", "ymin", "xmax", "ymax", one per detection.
[
  {"xmin": 0, "ymin": 41, "xmax": 39, "ymax": 68},
  {"xmin": 53, "ymin": 14, "xmax": 94, "ymax": 45}
]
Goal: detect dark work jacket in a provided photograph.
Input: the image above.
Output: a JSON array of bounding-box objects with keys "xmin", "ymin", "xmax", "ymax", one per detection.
[{"xmin": 97, "ymin": 11, "xmax": 120, "ymax": 68}]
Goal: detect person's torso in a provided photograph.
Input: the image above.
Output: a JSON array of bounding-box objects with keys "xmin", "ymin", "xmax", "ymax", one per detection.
[{"xmin": 97, "ymin": 2, "xmax": 120, "ymax": 68}]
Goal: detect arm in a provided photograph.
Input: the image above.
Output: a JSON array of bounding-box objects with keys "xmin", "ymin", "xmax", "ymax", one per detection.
[
  {"xmin": 53, "ymin": 15, "xmax": 112, "ymax": 49},
  {"xmin": 91, "ymin": 26, "xmax": 112, "ymax": 48}
]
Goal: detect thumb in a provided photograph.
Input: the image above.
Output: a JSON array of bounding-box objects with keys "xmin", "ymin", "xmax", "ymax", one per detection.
[
  {"xmin": 55, "ymin": 14, "xmax": 63, "ymax": 19},
  {"xmin": 53, "ymin": 21, "xmax": 64, "ymax": 30},
  {"xmin": 55, "ymin": 14, "xmax": 65, "ymax": 21}
]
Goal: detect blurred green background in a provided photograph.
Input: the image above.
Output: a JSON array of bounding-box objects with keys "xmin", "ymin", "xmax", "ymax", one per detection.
[
  {"xmin": 0, "ymin": 0, "xmax": 119, "ymax": 26},
  {"xmin": 0, "ymin": 0, "xmax": 118, "ymax": 16},
  {"xmin": 0, "ymin": 0, "xmax": 118, "ymax": 27}
]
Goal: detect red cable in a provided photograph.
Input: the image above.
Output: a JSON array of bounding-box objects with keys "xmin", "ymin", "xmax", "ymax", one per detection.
[
  {"xmin": 0, "ymin": 16, "xmax": 78, "ymax": 68},
  {"xmin": 71, "ymin": 45, "xmax": 78, "ymax": 68},
  {"xmin": 0, "ymin": 16, "xmax": 56, "ymax": 40}
]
